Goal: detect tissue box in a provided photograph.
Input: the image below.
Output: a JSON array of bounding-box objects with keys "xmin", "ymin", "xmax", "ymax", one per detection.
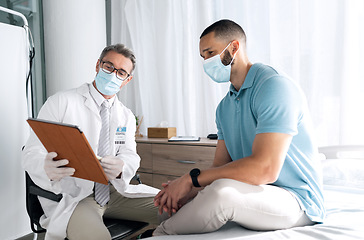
[{"xmin": 148, "ymin": 127, "xmax": 176, "ymax": 138}]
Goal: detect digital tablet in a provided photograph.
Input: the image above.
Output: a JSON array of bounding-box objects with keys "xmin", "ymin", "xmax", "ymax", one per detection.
[{"xmin": 27, "ymin": 118, "xmax": 108, "ymax": 184}]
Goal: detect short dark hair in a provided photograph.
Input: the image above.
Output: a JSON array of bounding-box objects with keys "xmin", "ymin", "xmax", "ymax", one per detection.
[
  {"xmin": 200, "ymin": 19, "xmax": 246, "ymax": 44},
  {"xmin": 99, "ymin": 44, "xmax": 136, "ymax": 73}
]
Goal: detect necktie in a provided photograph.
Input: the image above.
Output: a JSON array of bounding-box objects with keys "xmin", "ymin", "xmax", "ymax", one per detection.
[{"xmin": 95, "ymin": 100, "xmax": 111, "ymax": 206}]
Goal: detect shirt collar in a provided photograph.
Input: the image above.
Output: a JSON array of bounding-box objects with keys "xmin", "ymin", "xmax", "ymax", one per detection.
[
  {"xmin": 89, "ymin": 82, "xmax": 115, "ymax": 108},
  {"xmin": 229, "ymin": 63, "xmax": 262, "ymax": 96}
]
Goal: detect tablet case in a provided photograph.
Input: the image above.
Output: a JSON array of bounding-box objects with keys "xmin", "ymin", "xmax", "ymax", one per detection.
[{"xmin": 27, "ymin": 118, "xmax": 108, "ymax": 185}]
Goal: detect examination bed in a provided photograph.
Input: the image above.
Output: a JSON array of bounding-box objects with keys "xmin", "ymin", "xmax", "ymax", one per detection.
[{"xmin": 149, "ymin": 146, "xmax": 364, "ymax": 240}]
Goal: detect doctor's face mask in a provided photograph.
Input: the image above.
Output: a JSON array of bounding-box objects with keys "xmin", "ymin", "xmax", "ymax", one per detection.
[{"xmin": 95, "ymin": 66, "xmax": 122, "ymax": 96}]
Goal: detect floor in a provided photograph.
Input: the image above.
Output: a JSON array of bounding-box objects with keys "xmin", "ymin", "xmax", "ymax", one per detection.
[
  {"xmin": 16, "ymin": 232, "xmax": 45, "ymax": 240},
  {"xmin": 16, "ymin": 225, "xmax": 152, "ymax": 240}
]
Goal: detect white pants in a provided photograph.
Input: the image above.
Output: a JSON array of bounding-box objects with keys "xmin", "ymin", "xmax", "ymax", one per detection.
[{"xmin": 154, "ymin": 179, "xmax": 313, "ymax": 235}]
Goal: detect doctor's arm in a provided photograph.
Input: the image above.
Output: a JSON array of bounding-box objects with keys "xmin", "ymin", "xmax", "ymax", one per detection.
[{"xmin": 22, "ymin": 94, "xmax": 72, "ymax": 192}]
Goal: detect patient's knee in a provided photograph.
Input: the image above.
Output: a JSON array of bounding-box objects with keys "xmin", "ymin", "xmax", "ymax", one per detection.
[
  {"xmin": 193, "ymin": 179, "xmax": 240, "ymax": 221},
  {"xmin": 200, "ymin": 179, "xmax": 240, "ymax": 205},
  {"xmin": 201, "ymin": 179, "xmax": 262, "ymax": 204}
]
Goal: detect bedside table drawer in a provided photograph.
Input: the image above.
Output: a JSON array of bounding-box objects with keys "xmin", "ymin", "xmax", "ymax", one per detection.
[
  {"xmin": 136, "ymin": 137, "xmax": 217, "ymax": 189},
  {"xmin": 137, "ymin": 143, "xmax": 153, "ymax": 172},
  {"xmin": 153, "ymin": 174, "xmax": 178, "ymax": 189},
  {"xmin": 152, "ymin": 144, "xmax": 215, "ymax": 176}
]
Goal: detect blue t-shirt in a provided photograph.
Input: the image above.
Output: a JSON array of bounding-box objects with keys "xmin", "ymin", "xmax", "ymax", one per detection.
[{"xmin": 216, "ymin": 63, "xmax": 325, "ymax": 222}]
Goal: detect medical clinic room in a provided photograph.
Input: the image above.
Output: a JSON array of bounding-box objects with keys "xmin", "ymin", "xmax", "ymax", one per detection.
[{"xmin": 1, "ymin": 0, "xmax": 364, "ymax": 240}]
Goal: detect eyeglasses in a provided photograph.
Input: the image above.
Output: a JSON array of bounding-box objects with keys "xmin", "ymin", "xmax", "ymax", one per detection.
[{"xmin": 99, "ymin": 60, "xmax": 131, "ymax": 81}]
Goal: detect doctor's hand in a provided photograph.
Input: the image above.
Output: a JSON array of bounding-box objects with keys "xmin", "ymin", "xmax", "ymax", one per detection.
[
  {"xmin": 100, "ymin": 156, "xmax": 124, "ymax": 180},
  {"xmin": 44, "ymin": 152, "xmax": 75, "ymax": 181}
]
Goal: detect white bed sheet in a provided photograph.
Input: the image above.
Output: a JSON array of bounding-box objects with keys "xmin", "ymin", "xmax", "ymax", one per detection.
[{"xmin": 149, "ymin": 187, "xmax": 364, "ymax": 240}]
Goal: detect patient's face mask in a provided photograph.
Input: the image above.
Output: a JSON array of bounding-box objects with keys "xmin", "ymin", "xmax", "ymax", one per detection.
[
  {"xmin": 203, "ymin": 42, "xmax": 238, "ymax": 83},
  {"xmin": 94, "ymin": 69, "xmax": 122, "ymax": 96}
]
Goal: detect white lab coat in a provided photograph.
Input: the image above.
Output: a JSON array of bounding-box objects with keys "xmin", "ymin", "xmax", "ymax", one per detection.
[{"xmin": 22, "ymin": 83, "xmax": 140, "ymax": 240}]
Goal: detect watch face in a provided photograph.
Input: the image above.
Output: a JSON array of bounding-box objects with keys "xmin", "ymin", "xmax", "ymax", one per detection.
[{"xmin": 190, "ymin": 168, "xmax": 200, "ymax": 177}]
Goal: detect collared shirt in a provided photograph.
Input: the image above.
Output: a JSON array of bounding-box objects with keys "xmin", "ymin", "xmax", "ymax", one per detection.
[
  {"xmin": 216, "ymin": 63, "xmax": 325, "ymax": 222},
  {"xmin": 89, "ymin": 83, "xmax": 116, "ymax": 110}
]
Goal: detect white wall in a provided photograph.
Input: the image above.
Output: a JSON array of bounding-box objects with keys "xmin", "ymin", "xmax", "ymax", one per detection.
[
  {"xmin": 0, "ymin": 2, "xmax": 107, "ymax": 239},
  {"xmin": 43, "ymin": 0, "xmax": 107, "ymax": 97},
  {"xmin": 0, "ymin": 22, "xmax": 30, "ymax": 240}
]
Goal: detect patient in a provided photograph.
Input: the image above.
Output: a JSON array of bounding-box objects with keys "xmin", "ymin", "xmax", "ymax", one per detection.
[{"xmin": 153, "ymin": 19, "xmax": 325, "ymax": 236}]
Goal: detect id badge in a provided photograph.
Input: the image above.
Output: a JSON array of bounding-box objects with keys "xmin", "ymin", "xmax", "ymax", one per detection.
[{"xmin": 115, "ymin": 127, "xmax": 126, "ymax": 145}]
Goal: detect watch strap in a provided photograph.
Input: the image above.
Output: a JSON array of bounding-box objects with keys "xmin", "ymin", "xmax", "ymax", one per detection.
[
  {"xmin": 191, "ymin": 175, "xmax": 201, "ymax": 188},
  {"xmin": 190, "ymin": 168, "xmax": 201, "ymax": 187}
]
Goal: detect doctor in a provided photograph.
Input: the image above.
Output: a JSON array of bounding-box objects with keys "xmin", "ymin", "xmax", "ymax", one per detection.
[{"xmin": 22, "ymin": 44, "xmax": 159, "ymax": 240}]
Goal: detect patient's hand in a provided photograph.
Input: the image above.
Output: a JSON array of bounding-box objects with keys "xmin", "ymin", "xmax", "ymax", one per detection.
[{"xmin": 154, "ymin": 174, "xmax": 193, "ymax": 216}]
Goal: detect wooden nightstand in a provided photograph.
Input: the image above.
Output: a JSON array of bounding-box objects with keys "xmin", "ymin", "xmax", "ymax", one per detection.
[{"xmin": 136, "ymin": 137, "xmax": 217, "ymax": 189}]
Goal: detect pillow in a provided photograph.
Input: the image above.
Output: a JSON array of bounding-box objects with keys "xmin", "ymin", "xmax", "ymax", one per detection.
[{"xmin": 322, "ymin": 158, "xmax": 364, "ymax": 190}]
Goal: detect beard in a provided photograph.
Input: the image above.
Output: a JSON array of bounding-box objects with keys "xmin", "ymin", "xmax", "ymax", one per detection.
[{"xmin": 221, "ymin": 50, "xmax": 233, "ymax": 66}]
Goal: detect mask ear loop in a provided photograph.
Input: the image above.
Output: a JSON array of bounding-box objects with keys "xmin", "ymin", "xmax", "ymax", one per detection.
[
  {"xmin": 219, "ymin": 42, "xmax": 232, "ymax": 56},
  {"xmin": 228, "ymin": 43, "xmax": 239, "ymax": 65}
]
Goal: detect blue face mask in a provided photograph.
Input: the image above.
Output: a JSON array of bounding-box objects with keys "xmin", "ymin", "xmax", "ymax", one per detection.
[
  {"xmin": 94, "ymin": 70, "xmax": 122, "ymax": 96},
  {"xmin": 203, "ymin": 42, "xmax": 238, "ymax": 83}
]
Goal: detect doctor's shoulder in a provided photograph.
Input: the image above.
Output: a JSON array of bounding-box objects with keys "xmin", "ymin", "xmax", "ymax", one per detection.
[
  {"xmin": 114, "ymin": 101, "xmax": 137, "ymax": 123},
  {"xmin": 114, "ymin": 99, "xmax": 132, "ymax": 113},
  {"xmin": 41, "ymin": 87, "xmax": 83, "ymax": 113}
]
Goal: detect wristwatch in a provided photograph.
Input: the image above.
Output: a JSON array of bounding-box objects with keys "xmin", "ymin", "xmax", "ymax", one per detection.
[{"xmin": 189, "ymin": 168, "xmax": 201, "ymax": 187}]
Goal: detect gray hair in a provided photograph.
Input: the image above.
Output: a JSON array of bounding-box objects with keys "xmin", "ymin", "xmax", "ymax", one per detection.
[{"xmin": 99, "ymin": 44, "xmax": 136, "ymax": 73}]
